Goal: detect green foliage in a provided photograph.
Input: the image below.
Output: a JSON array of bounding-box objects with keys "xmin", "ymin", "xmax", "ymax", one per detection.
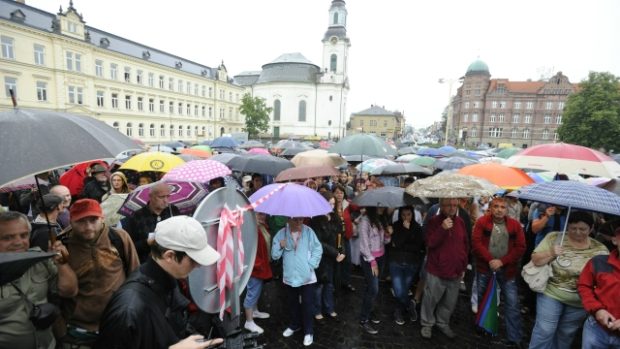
[
  {"xmin": 557, "ymin": 72, "xmax": 620, "ymax": 152},
  {"xmin": 239, "ymin": 93, "xmax": 273, "ymax": 138}
]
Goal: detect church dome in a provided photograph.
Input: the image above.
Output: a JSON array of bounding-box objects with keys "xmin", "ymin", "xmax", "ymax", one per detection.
[
  {"xmin": 257, "ymin": 53, "xmax": 320, "ymax": 84},
  {"xmin": 466, "ymin": 59, "xmax": 490, "ymax": 76}
]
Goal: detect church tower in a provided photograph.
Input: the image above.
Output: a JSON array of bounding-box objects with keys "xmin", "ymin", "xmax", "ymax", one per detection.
[{"xmin": 321, "ymin": 0, "xmax": 350, "ymax": 84}]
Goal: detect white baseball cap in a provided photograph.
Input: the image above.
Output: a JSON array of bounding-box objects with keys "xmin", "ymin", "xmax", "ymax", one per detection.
[{"xmin": 155, "ymin": 216, "xmax": 220, "ymax": 266}]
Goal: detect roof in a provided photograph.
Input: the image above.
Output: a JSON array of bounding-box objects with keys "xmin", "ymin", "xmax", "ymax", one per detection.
[
  {"xmin": 352, "ymin": 105, "xmax": 399, "ymax": 117},
  {"xmin": 266, "ymin": 53, "xmax": 316, "ymax": 66},
  {"xmin": 488, "ymin": 80, "xmax": 545, "ymax": 94},
  {"xmin": 466, "ymin": 59, "xmax": 490, "ymax": 76}
]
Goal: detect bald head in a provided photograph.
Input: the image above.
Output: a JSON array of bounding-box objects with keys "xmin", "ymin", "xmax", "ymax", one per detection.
[
  {"xmin": 149, "ymin": 183, "xmax": 171, "ymax": 214},
  {"xmin": 50, "ymin": 184, "xmax": 72, "ymax": 209}
]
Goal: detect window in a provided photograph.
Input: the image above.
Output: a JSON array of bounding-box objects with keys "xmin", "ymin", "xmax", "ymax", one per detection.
[
  {"xmin": 524, "ymin": 114, "xmax": 532, "ymax": 124},
  {"xmin": 462, "ymin": 114, "xmax": 468, "ymax": 122},
  {"xmin": 138, "ymin": 123, "xmax": 144, "ymax": 137},
  {"xmin": 148, "ymin": 73, "xmax": 154, "ymax": 87},
  {"xmin": 475, "ymin": 89, "xmax": 481, "ymax": 96},
  {"xmin": 187, "ymin": 125, "xmax": 191, "ymax": 137},
  {"xmin": 523, "ymin": 128, "xmax": 530, "ymax": 139},
  {"xmin": 492, "ymin": 101, "xmax": 498, "ymax": 109},
  {"xmin": 201, "ymin": 106, "xmax": 206, "ymax": 117},
  {"xmin": 229, "ymin": 92, "xmax": 233, "ymax": 101},
  {"xmin": 160, "ymin": 100, "xmax": 165, "ymax": 112},
  {"xmin": 219, "ymin": 108, "xmax": 224, "ymax": 120},
  {"xmin": 298, "ymin": 100, "xmax": 306, "ymax": 122},
  {"xmin": 170, "ymin": 125, "xmax": 175, "ymax": 136},
  {"xmin": 34, "ymin": 44, "xmax": 45, "ymax": 65},
  {"xmin": 201, "ymin": 85, "xmax": 206, "ymax": 97},
  {"xmin": 370, "ymin": 120, "xmax": 378, "ymax": 126},
  {"xmin": 136, "ymin": 70, "xmax": 143, "ymax": 84},
  {"xmin": 497, "ymin": 85, "xmax": 506, "ymax": 94},
  {"xmin": 526, "ymin": 101, "xmax": 534, "ymax": 110},
  {"xmin": 187, "ymin": 103, "xmax": 191, "ymax": 115},
  {"xmin": 219, "ymin": 89, "xmax": 225, "ymax": 99},
  {"xmin": 178, "ymin": 125, "xmax": 183, "ymax": 137},
  {"xmin": 1, "ymin": 36, "xmax": 14, "ymax": 59},
  {"xmin": 169, "ymin": 101, "xmax": 174, "ymax": 114},
  {"xmin": 544, "ymin": 114, "xmax": 551, "ymax": 124},
  {"xmin": 273, "ymin": 99, "xmax": 281, "ymax": 121},
  {"xmin": 160, "ymin": 124, "xmax": 165, "ymax": 137},
  {"xmin": 512, "ymin": 114, "xmax": 520, "ymax": 123},
  {"xmin": 96, "ymin": 90, "xmax": 104, "ymax": 107},
  {"xmin": 110, "ymin": 64, "xmax": 117, "ymax": 80},
  {"xmin": 194, "ymin": 84, "xmax": 199, "ymax": 96},
  {"xmin": 178, "ymin": 102, "xmax": 183, "ymax": 115},
  {"xmin": 36, "ymin": 82, "xmax": 47, "ymax": 101},
  {"xmin": 490, "ymin": 114, "xmax": 496, "ymax": 123},
  {"xmin": 545, "ymin": 101, "xmax": 553, "ymax": 110},
  {"xmin": 149, "ymin": 124, "xmax": 155, "ymax": 137},
  {"xmin": 558, "ymin": 102, "xmax": 565, "ymax": 110},
  {"xmin": 208, "ymin": 87, "xmax": 213, "ymax": 97},
  {"xmin": 67, "ymin": 21, "xmax": 77, "ymax": 33},
  {"xmin": 187, "ymin": 82, "xmax": 191, "ymax": 94},
  {"xmin": 229, "ymin": 107, "xmax": 233, "ymax": 119},
  {"xmin": 473, "ymin": 101, "xmax": 480, "ymax": 108},
  {"xmin": 464, "ymin": 102, "xmax": 470, "ymax": 109},
  {"xmin": 111, "ymin": 93, "xmax": 118, "ymax": 108},
  {"xmin": 126, "ymin": 122, "xmax": 133, "ymax": 136},
  {"xmin": 137, "ymin": 97, "xmax": 144, "ymax": 111},
  {"xmin": 194, "ymin": 105, "xmax": 198, "ymax": 116},
  {"xmin": 511, "ymin": 128, "xmax": 518, "ymax": 139},
  {"xmin": 488, "ymin": 127, "xmax": 502, "ymax": 138},
  {"xmin": 95, "ymin": 60, "xmax": 103, "ymax": 77},
  {"xmin": 124, "ymin": 67, "xmax": 131, "ymax": 82},
  {"xmin": 514, "ymin": 101, "xmax": 521, "ymax": 109},
  {"xmin": 159, "ymin": 75, "xmax": 164, "ymax": 88},
  {"xmin": 178, "ymin": 80, "xmax": 183, "ymax": 93},
  {"xmin": 470, "ymin": 128, "xmax": 477, "ymax": 137},
  {"xmin": 68, "ymin": 86, "xmax": 83, "ymax": 104},
  {"xmin": 472, "ymin": 113, "xmax": 479, "ymax": 122},
  {"xmin": 542, "ymin": 129, "xmax": 550, "ymax": 140},
  {"xmin": 556, "ymin": 115, "xmax": 562, "ymax": 124},
  {"xmin": 208, "ymin": 106, "xmax": 213, "ymax": 118},
  {"xmin": 149, "ymin": 98, "xmax": 155, "ymax": 112},
  {"xmin": 499, "ymin": 101, "xmax": 506, "ymax": 109},
  {"xmin": 498, "ymin": 113, "xmax": 505, "ymax": 123},
  {"xmin": 330, "ymin": 54, "xmax": 337, "ymax": 72},
  {"xmin": 359, "ymin": 120, "xmax": 364, "ymax": 126},
  {"xmin": 125, "ymin": 95, "xmax": 131, "ymax": 109},
  {"xmin": 169, "ymin": 77, "xmax": 174, "ymax": 91},
  {"xmin": 66, "ymin": 52, "xmax": 81, "ymax": 71},
  {"xmin": 554, "ymin": 132, "xmax": 559, "ymax": 141},
  {"xmin": 113, "ymin": 122, "xmax": 119, "ymax": 131}
]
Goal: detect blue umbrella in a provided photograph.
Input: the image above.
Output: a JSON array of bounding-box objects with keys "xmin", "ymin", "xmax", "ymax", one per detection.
[
  {"xmin": 417, "ymin": 147, "xmax": 441, "ymax": 157},
  {"xmin": 438, "ymin": 145, "xmax": 457, "ymax": 156},
  {"xmin": 435, "ymin": 157, "xmax": 479, "ymax": 170},
  {"xmin": 210, "ymin": 136, "xmax": 239, "ymax": 149}
]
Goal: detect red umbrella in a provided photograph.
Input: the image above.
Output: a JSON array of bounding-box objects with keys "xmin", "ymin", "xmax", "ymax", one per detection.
[
  {"xmin": 59, "ymin": 160, "xmax": 107, "ymax": 196},
  {"xmin": 275, "ymin": 165, "xmax": 339, "ymax": 182}
]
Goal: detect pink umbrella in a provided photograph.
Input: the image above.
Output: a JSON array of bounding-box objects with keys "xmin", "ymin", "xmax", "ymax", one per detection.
[
  {"xmin": 162, "ymin": 160, "xmax": 231, "ymax": 183},
  {"xmin": 248, "ymin": 147, "xmax": 270, "ymax": 155}
]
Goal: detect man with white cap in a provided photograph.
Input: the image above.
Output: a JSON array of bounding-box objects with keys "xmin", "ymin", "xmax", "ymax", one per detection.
[{"xmin": 95, "ymin": 216, "xmax": 223, "ymax": 349}]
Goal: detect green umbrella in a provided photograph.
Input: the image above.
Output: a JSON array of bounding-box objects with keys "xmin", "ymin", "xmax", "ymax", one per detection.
[
  {"xmin": 411, "ymin": 156, "xmax": 436, "ymax": 167},
  {"xmin": 329, "ymin": 134, "xmax": 397, "ymax": 158},
  {"xmin": 496, "ymin": 147, "xmax": 521, "ymax": 159},
  {"xmin": 191, "ymin": 145, "xmax": 212, "ymax": 152}
]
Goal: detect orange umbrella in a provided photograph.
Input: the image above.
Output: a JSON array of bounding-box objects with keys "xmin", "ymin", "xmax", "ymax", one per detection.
[
  {"xmin": 179, "ymin": 148, "xmax": 211, "ymax": 159},
  {"xmin": 458, "ymin": 163, "xmax": 534, "ymax": 190}
]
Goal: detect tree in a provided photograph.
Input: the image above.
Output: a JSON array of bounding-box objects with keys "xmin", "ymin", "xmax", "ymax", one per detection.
[
  {"xmin": 557, "ymin": 72, "xmax": 620, "ymax": 152},
  {"xmin": 239, "ymin": 93, "xmax": 272, "ymax": 139}
]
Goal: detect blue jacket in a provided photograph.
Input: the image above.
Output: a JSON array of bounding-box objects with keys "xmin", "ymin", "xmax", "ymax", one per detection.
[{"xmin": 271, "ymin": 224, "xmax": 323, "ymax": 287}]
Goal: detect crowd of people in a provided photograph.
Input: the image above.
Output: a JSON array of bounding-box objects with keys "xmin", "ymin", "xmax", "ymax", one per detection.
[{"xmin": 1, "ymin": 160, "xmax": 620, "ymax": 349}]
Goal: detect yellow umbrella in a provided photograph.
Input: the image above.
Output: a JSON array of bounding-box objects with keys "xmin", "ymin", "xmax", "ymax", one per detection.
[{"xmin": 120, "ymin": 152, "xmax": 185, "ymax": 173}]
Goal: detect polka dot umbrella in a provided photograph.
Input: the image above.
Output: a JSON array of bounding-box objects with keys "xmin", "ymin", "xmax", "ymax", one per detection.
[{"xmin": 162, "ymin": 159, "xmax": 232, "ymax": 184}]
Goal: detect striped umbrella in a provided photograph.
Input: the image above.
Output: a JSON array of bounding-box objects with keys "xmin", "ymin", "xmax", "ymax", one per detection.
[{"xmin": 118, "ymin": 180, "xmax": 208, "ymax": 216}]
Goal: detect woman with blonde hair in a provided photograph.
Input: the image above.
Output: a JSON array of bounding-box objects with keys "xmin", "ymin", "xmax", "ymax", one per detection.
[{"xmin": 101, "ymin": 171, "xmax": 132, "ymax": 228}]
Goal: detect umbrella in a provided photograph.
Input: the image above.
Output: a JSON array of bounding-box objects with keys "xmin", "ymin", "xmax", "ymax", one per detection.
[
  {"xmin": 164, "ymin": 141, "xmax": 187, "ymax": 150},
  {"xmin": 162, "ymin": 160, "xmax": 232, "ymax": 183},
  {"xmin": 149, "ymin": 144, "xmax": 175, "ymax": 153},
  {"xmin": 435, "ymin": 157, "xmax": 479, "ymax": 170},
  {"xmin": 239, "ymin": 140, "xmax": 266, "ymax": 149},
  {"xmin": 210, "ymin": 136, "xmax": 239, "ymax": 149},
  {"xmin": 58, "ymin": 160, "xmax": 108, "ymax": 196},
  {"xmin": 329, "ymin": 134, "xmax": 398, "ymax": 158},
  {"xmin": 504, "ymin": 142, "xmax": 620, "ymax": 177},
  {"xmin": 416, "ymin": 147, "xmax": 442, "ymax": 157},
  {"xmin": 352, "ymin": 187, "xmax": 426, "ymax": 208},
  {"xmin": 370, "ymin": 163, "xmax": 432, "ymax": 176},
  {"xmin": 526, "ymin": 171, "xmax": 548, "ymax": 184},
  {"xmin": 478, "ymin": 157, "xmax": 506, "ymax": 164},
  {"xmin": 249, "ymin": 183, "xmax": 332, "ymax": 217},
  {"xmin": 0, "ymin": 251, "xmax": 57, "ymax": 286},
  {"xmin": 118, "ymin": 180, "xmax": 209, "ymax": 216},
  {"xmin": 0, "ymin": 109, "xmax": 136, "ymax": 187},
  {"xmin": 280, "ymin": 147, "xmax": 309, "ymax": 157},
  {"xmin": 406, "ymin": 173, "xmax": 501, "ymax": 198},
  {"xmin": 449, "ymin": 150, "xmax": 479, "ymax": 160},
  {"xmin": 228, "ymin": 154, "xmax": 294, "ymax": 176},
  {"xmin": 411, "ymin": 156, "xmax": 436, "ymax": 168},
  {"xmin": 191, "ymin": 145, "xmax": 212, "ymax": 152},
  {"xmin": 319, "ymin": 140, "xmax": 335, "ymax": 149},
  {"xmin": 0, "ymin": 177, "xmax": 39, "ymax": 193},
  {"xmin": 120, "ymin": 152, "xmax": 185, "ymax": 173},
  {"xmin": 291, "ymin": 149, "xmax": 347, "ymax": 168},
  {"xmin": 356, "ymin": 159, "xmax": 397, "ymax": 173},
  {"xmin": 342, "ymin": 154, "xmax": 378, "ymax": 163},
  {"xmin": 209, "ymin": 153, "xmax": 241, "ymax": 166},
  {"xmin": 475, "ymin": 272, "xmax": 499, "ymax": 335},
  {"xmin": 396, "ymin": 154, "xmax": 419, "ymax": 163},
  {"xmin": 275, "ymin": 165, "xmax": 339, "ymax": 183},
  {"xmin": 248, "ymin": 148, "xmax": 270, "ymax": 155},
  {"xmin": 458, "ymin": 163, "xmax": 535, "ymax": 190},
  {"xmin": 179, "ymin": 148, "xmax": 211, "ymax": 159},
  {"xmin": 438, "ymin": 145, "xmax": 457, "ymax": 156},
  {"xmin": 397, "ymin": 146, "xmax": 417, "ymax": 156},
  {"xmin": 496, "ymin": 147, "xmax": 522, "ymax": 159},
  {"xmin": 273, "ymin": 140, "xmax": 308, "ymax": 150}
]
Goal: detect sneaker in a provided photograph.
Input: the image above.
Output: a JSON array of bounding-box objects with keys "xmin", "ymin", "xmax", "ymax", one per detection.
[
  {"xmin": 408, "ymin": 300, "xmax": 418, "ymax": 322},
  {"xmin": 437, "ymin": 325, "xmax": 456, "ymax": 339},
  {"xmin": 344, "ymin": 284, "xmax": 356, "ymax": 292},
  {"xmin": 315, "ymin": 314, "xmax": 324, "ymax": 320},
  {"xmin": 244, "ymin": 321, "xmax": 264, "ymax": 334},
  {"xmin": 282, "ymin": 327, "xmax": 300, "ymax": 337},
  {"xmin": 471, "ymin": 304, "xmax": 478, "ymax": 314},
  {"xmin": 328, "ymin": 312, "xmax": 338, "ymax": 318},
  {"xmin": 303, "ymin": 334, "xmax": 314, "ymax": 346},
  {"xmin": 359, "ymin": 321, "xmax": 378, "ymax": 335},
  {"xmin": 253, "ymin": 310, "xmax": 270, "ymax": 319},
  {"xmin": 370, "ymin": 317, "xmax": 381, "ymax": 324},
  {"xmin": 394, "ymin": 309, "xmax": 405, "ymax": 326},
  {"xmin": 420, "ymin": 326, "xmax": 432, "ymax": 339}
]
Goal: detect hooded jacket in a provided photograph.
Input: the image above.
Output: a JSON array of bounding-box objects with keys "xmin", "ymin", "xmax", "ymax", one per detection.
[{"xmin": 271, "ymin": 224, "xmax": 323, "ymax": 287}]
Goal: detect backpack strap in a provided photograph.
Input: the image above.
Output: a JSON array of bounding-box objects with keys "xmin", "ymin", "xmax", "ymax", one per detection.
[{"xmin": 108, "ymin": 228, "xmax": 129, "ymax": 277}]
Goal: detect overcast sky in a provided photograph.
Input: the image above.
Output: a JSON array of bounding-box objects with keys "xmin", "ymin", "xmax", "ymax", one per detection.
[{"xmin": 25, "ymin": 0, "xmax": 620, "ymax": 128}]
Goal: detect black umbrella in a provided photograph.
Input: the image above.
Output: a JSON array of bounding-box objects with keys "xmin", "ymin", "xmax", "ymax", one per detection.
[
  {"xmin": 0, "ymin": 109, "xmax": 137, "ymax": 187},
  {"xmin": 239, "ymin": 140, "xmax": 266, "ymax": 149},
  {"xmin": 228, "ymin": 154, "xmax": 294, "ymax": 176},
  {"xmin": 352, "ymin": 187, "xmax": 427, "ymax": 208},
  {"xmin": 0, "ymin": 251, "xmax": 57, "ymax": 286},
  {"xmin": 210, "ymin": 153, "xmax": 241, "ymax": 166}
]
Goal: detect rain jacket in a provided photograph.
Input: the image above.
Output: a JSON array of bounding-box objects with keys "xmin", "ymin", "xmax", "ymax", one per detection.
[
  {"xmin": 271, "ymin": 224, "xmax": 323, "ymax": 287},
  {"xmin": 577, "ymin": 249, "xmax": 620, "ymax": 325}
]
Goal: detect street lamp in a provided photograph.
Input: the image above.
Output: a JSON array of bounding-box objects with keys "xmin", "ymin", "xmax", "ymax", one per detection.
[{"xmin": 438, "ymin": 78, "xmax": 461, "ymax": 146}]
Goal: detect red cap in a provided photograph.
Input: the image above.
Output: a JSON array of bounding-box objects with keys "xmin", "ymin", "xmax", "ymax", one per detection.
[{"xmin": 70, "ymin": 199, "xmax": 104, "ymax": 222}]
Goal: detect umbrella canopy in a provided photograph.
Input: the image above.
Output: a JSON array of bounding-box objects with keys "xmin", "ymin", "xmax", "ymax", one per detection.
[
  {"xmin": 475, "ymin": 273, "xmax": 499, "ymax": 335},
  {"xmin": 210, "ymin": 136, "xmax": 239, "ymax": 149},
  {"xmin": 411, "ymin": 156, "xmax": 436, "ymax": 168},
  {"xmin": 164, "ymin": 141, "xmax": 187, "ymax": 150},
  {"xmin": 249, "ymin": 183, "xmax": 332, "ymax": 217},
  {"xmin": 209, "ymin": 153, "xmax": 241, "ymax": 166},
  {"xmin": 406, "ymin": 173, "xmax": 501, "ymax": 198},
  {"xmin": 329, "ymin": 134, "xmax": 397, "ymax": 158},
  {"xmin": 496, "ymin": 147, "xmax": 522, "ymax": 159},
  {"xmin": 397, "ymin": 146, "xmax": 417, "ymax": 155},
  {"xmin": 342, "ymin": 154, "xmax": 378, "ymax": 163},
  {"xmin": 291, "ymin": 149, "xmax": 347, "ymax": 168},
  {"xmin": 319, "ymin": 140, "xmax": 335, "ymax": 149},
  {"xmin": 478, "ymin": 156, "xmax": 506, "ymax": 164},
  {"xmin": 149, "ymin": 144, "xmax": 175, "ymax": 153},
  {"xmin": 438, "ymin": 145, "xmax": 457, "ymax": 156},
  {"xmin": 416, "ymin": 147, "xmax": 442, "ymax": 157},
  {"xmin": 449, "ymin": 150, "xmax": 479, "ymax": 160},
  {"xmin": 247, "ymin": 148, "xmax": 270, "ymax": 155},
  {"xmin": 58, "ymin": 160, "xmax": 108, "ymax": 196},
  {"xmin": 458, "ymin": 163, "xmax": 534, "ymax": 190},
  {"xmin": 239, "ymin": 140, "xmax": 265, "ymax": 149},
  {"xmin": 273, "ymin": 139, "xmax": 309, "ymax": 150},
  {"xmin": 228, "ymin": 154, "xmax": 294, "ymax": 176},
  {"xmin": 191, "ymin": 145, "xmax": 212, "ymax": 152},
  {"xmin": 0, "ymin": 176, "xmax": 39, "ymax": 193},
  {"xmin": 396, "ymin": 154, "xmax": 420, "ymax": 163},
  {"xmin": 356, "ymin": 159, "xmax": 397, "ymax": 173},
  {"xmin": 0, "ymin": 109, "xmax": 136, "ymax": 187},
  {"xmin": 370, "ymin": 163, "xmax": 432, "ymax": 176},
  {"xmin": 504, "ymin": 142, "xmax": 620, "ymax": 177},
  {"xmin": 179, "ymin": 148, "xmax": 211, "ymax": 159},
  {"xmin": 280, "ymin": 147, "xmax": 308, "ymax": 157},
  {"xmin": 275, "ymin": 165, "xmax": 339, "ymax": 183},
  {"xmin": 118, "ymin": 180, "xmax": 208, "ymax": 216},
  {"xmin": 0, "ymin": 251, "xmax": 58, "ymax": 286},
  {"xmin": 162, "ymin": 160, "xmax": 231, "ymax": 183},
  {"xmin": 120, "ymin": 152, "xmax": 185, "ymax": 173},
  {"xmin": 435, "ymin": 156, "xmax": 479, "ymax": 170},
  {"xmin": 515, "ymin": 181, "xmax": 620, "ymax": 216},
  {"xmin": 352, "ymin": 187, "xmax": 426, "ymax": 208}
]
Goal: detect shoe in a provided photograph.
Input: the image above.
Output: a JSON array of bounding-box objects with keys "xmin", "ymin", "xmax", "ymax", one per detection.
[
  {"xmin": 344, "ymin": 284, "xmax": 356, "ymax": 292},
  {"xmin": 328, "ymin": 312, "xmax": 338, "ymax": 318},
  {"xmin": 303, "ymin": 334, "xmax": 314, "ymax": 346},
  {"xmin": 370, "ymin": 317, "xmax": 381, "ymax": 324},
  {"xmin": 394, "ymin": 309, "xmax": 405, "ymax": 325},
  {"xmin": 359, "ymin": 321, "xmax": 378, "ymax": 335},
  {"xmin": 459, "ymin": 280, "xmax": 467, "ymax": 292},
  {"xmin": 253, "ymin": 310, "xmax": 270, "ymax": 319},
  {"xmin": 437, "ymin": 325, "xmax": 456, "ymax": 339},
  {"xmin": 282, "ymin": 327, "xmax": 300, "ymax": 337},
  {"xmin": 408, "ymin": 300, "xmax": 418, "ymax": 322},
  {"xmin": 471, "ymin": 304, "xmax": 478, "ymax": 314},
  {"xmin": 244, "ymin": 321, "xmax": 264, "ymax": 334},
  {"xmin": 420, "ymin": 326, "xmax": 432, "ymax": 339},
  {"xmin": 315, "ymin": 314, "xmax": 324, "ymax": 320}
]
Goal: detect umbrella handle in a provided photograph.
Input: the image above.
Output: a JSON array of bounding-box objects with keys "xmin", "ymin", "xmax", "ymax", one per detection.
[{"xmin": 555, "ymin": 206, "xmax": 571, "ymax": 265}]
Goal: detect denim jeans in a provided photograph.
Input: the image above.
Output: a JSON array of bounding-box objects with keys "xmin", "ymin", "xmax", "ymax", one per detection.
[
  {"xmin": 528, "ymin": 293, "xmax": 586, "ymax": 349},
  {"xmin": 243, "ymin": 277, "xmax": 264, "ymax": 308},
  {"xmin": 314, "ymin": 267, "xmax": 335, "ymax": 315},
  {"xmin": 389, "ymin": 261, "xmax": 419, "ymax": 311},
  {"xmin": 477, "ymin": 271, "xmax": 522, "ymax": 343},
  {"xmin": 582, "ymin": 315, "xmax": 620, "ymax": 349},
  {"xmin": 286, "ymin": 283, "xmax": 316, "ymax": 335},
  {"xmin": 360, "ymin": 256, "xmax": 384, "ymax": 322}
]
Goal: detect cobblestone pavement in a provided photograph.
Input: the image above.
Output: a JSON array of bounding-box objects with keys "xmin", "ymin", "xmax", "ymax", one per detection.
[{"xmin": 246, "ymin": 267, "xmax": 582, "ymax": 349}]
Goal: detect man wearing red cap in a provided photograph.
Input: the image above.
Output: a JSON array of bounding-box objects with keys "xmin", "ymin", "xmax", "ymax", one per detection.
[
  {"xmin": 577, "ymin": 227, "xmax": 620, "ymax": 348},
  {"xmin": 56, "ymin": 199, "xmax": 139, "ymax": 348}
]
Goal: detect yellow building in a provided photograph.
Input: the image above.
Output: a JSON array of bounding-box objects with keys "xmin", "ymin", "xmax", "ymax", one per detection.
[
  {"xmin": 0, "ymin": 0, "xmax": 244, "ymax": 143},
  {"xmin": 348, "ymin": 105, "xmax": 405, "ymax": 139}
]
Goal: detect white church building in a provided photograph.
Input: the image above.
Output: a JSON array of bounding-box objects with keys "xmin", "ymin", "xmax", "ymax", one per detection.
[{"xmin": 234, "ymin": 0, "xmax": 350, "ymax": 141}]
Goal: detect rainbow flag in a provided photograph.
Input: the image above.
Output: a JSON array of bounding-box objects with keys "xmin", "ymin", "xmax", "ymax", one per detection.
[{"xmin": 475, "ymin": 272, "xmax": 499, "ymax": 335}]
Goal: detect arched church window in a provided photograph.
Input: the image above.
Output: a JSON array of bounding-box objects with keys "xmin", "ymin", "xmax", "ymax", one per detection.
[
  {"xmin": 298, "ymin": 100, "xmax": 306, "ymax": 122},
  {"xmin": 273, "ymin": 99, "xmax": 281, "ymax": 121},
  {"xmin": 330, "ymin": 54, "xmax": 337, "ymax": 72}
]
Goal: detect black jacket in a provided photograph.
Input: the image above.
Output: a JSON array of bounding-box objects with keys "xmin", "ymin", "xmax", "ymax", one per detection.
[
  {"xmin": 95, "ymin": 258, "xmax": 190, "ymax": 349},
  {"xmin": 310, "ymin": 213, "xmax": 342, "ymax": 284},
  {"xmin": 29, "ymin": 220, "xmax": 62, "ymax": 251},
  {"xmin": 389, "ymin": 220, "xmax": 425, "ymax": 265},
  {"xmin": 123, "ymin": 204, "xmax": 180, "ymax": 263},
  {"xmin": 81, "ymin": 180, "xmax": 108, "ymax": 202}
]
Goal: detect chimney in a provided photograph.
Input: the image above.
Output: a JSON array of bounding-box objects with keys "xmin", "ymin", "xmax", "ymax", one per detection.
[{"xmin": 15, "ymin": 0, "xmax": 25, "ymax": 3}]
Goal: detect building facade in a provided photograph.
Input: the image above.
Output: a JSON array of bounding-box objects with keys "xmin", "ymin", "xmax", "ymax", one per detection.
[
  {"xmin": 0, "ymin": 0, "xmax": 244, "ymax": 144},
  {"xmin": 348, "ymin": 105, "xmax": 405, "ymax": 139},
  {"xmin": 234, "ymin": 0, "xmax": 350, "ymax": 141},
  {"xmin": 451, "ymin": 59, "xmax": 576, "ymax": 148}
]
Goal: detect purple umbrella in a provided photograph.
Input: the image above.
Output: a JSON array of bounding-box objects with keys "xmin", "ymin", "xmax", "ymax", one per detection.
[
  {"xmin": 118, "ymin": 180, "xmax": 208, "ymax": 216},
  {"xmin": 248, "ymin": 183, "xmax": 331, "ymax": 217},
  {"xmin": 162, "ymin": 160, "xmax": 231, "ymax": 183}
]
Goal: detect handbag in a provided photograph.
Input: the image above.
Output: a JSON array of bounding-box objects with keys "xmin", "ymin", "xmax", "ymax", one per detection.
[
  {"xmin": 521, "ymin": 260, "xmax": 553, "ymax": 293},
  {"xmin": 12, "ymin": 282, "xmax": 60, "ymax": 330}
]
